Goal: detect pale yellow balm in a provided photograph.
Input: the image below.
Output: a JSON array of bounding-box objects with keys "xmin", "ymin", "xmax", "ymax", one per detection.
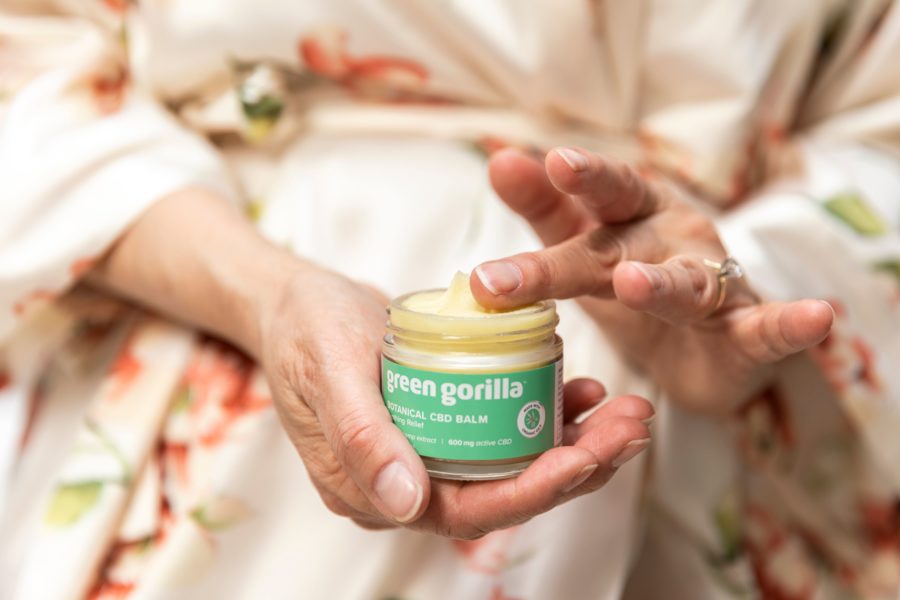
[
  {"xmin": 382, "ymin": 272, "xmax": 563, "ymax": 481},
  {"xmin": 403, "ymin": 271, "xmax": 485, "ymax": 316},
  {"xmin": 392, "ymin": 271, "xmax": 556, "ymax": 343}
]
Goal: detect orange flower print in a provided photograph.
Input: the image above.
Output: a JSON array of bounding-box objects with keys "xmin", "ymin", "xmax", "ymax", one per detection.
[
  {"xmin": 473, "ymin": 136, "xmax": 513, "ymax": 156},
  {"xmin": 19, "ymin": 377, "xmax": 44, "ymax": 450},
  {"xmin": 348, "ymin": 56, "xmax": 428, "ymax": 87},
  {"xmin": 727, "ymin": 134, "xmax": 767, "ymax": 205},
  {"xmin": 636, "ymin": 129, "xmax": 696, "ymax": 193},
  {"xmin": 178, "ymin": 340, "xmax": 271, "ymax": 448},
  {"xmin": 163, "ymin": 442, "xmax": 190, "ymax": 489},
  {"xmin": 489, "ymin": 584, "xmax": 522, "ymax": 600},
  {"xmin": 851, "ymin": 338, "xmax": 882, "ymax": 392},
  {"xmin": 298, "ymin": 26, "xmax": 430, "ymax": 101},
  {"xmin": 299, "ymin": 26, "xmax": 351, "ymax": 79},
  {"xmin": 469, "ymin": 136, "xmax": 543, "ymax": 160},
  {"xmin": 87, "ymin": 581, "xmax": 134, "ymax": 600},
  {"xmin": 736, "ymin": 386, "xmax": 796, "ymax": 470},
  {"xmin": 739, "ymin": 387, "xmax": 795, "ymax": 447},
  {"xmin": 453, "ymin": 528, "xmax": 521, "ymax": 575},
  {"xmin": 101, "ymin": 0, "xmax": 128, "ymax": 14},
  {"xmin": 12, "ymin": 289, "xmax": 56, "ymax": 318},
  {"xmin": 91, "ymin": 67, "xmax": 129, "ymax": 115},
  {"xmin": 860, "ymin": 498, "xmax": 900, "ymax": 549},
  {"xmin": 198, "ymin": 378, "xmax": 271, "ymax": 447},
  {"xmin": 743, "ymin": 504, "xmax": 817, "ymax": 600},
  {"xmin": 106, "ymin": 339, "xmax": 142, "ymax": 401},
  {"xmin": 71, "ymin": 257, "xmax": 98, "ymax": 278},
  {"xmin": 808, "ymin": 299, "xmax": 883, "ymax": 395}
]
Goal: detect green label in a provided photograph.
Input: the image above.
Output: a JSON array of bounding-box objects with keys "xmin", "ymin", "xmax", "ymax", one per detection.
[{"xmin": 381, "ymin": 358, "xmax": 562, "ymax": 461}]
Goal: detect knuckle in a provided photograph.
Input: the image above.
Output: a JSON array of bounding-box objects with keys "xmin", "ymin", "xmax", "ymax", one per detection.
[
  {"xmin": 678, "ymin": 210, "xmax": 717, "ymax": 242},
  {"xmin": 274, "ymin": 346, "xmax": 318, "ymax": 405},
  {"xmin": 587, "ymin": 229, "xmax": 625, "ymax": 266},
  {"xmin": 606, "ymin": 416, "xmax": 650, "ymax": 445},
  {"xmin": 518, "ymin": 252, "xmax": 554, "ymax": 290},
  {"xmin": 331, "ymin": 406, "xmax": 379, "ymax": 465},
  {"xmin": 433, "ymin": 519, "xmax": 456, "ymax": 539},
  {"xmin": 439, "ymin": 497, "xmax": 493, "ymax": 540},
  {"xmin": 502, "ymin": 489, "xmax": 539, "ymax": 527},
  {"xmin": 614, "ymin": 161, "xmax": 638, "ymax": 191},
  {"xmin": 758, "ymin": 313, "xmax": 788, "ymax": 361},
  {"xmin": 305, "ymin": 448, "xmax": 356, "ymax": 495},
  {"xmin": 610, "ymin": 394, "xmax": 655, "ymax": 421},
  {"xmin": 449, "ymin": 521, "xmax": 490, "ymax": 541},
  {"xmin": 562, "ymin": 237, "xmax": 618, "ymax": 296},
  {"xmin": 690, "ymin": 265, "xmax": 714, "ymax": 305},
  {"xmin": 673, "ymin": 257, "xmax": 717, "ymax": 309}
]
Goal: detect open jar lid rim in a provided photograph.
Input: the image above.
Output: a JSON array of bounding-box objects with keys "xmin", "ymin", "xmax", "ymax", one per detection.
[{"xmin": 388, "ymin": 289, "xmax": 557, "ymax": 338}]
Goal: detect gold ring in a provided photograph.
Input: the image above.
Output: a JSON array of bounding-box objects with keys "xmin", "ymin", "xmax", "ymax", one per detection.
[{"xmin": 702, "ymin": 256, "xmax": 744, "ymax": 312}]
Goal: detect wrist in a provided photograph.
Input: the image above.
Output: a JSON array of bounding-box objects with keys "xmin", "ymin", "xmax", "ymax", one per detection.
[
  {"xmin": 89, "ymin": 187, "xmax": 321, "ymax": 360},
  {"xmin": 207, "ymin": 236, "xmax": 318, "ymax": 361}
]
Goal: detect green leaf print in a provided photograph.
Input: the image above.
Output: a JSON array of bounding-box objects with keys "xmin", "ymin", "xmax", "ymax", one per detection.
[
  {"xmin": 236, "ymin": 62, "xmax": 286, "ymax": 142},
  {"xmin": 44, "ymin": 481, "xmax": 103, "ymax": 527},
  {"xmin": 245, "ymin": 198, "xmax": 266, "ymax": 222},
  {"xmin": 240, "ymin": 94, "xmax": 284, "ymax": 121},
  {"xmin": 874, "ymin": 259, "xmax": 900, "ymax": 283},
  {"xmin": 85, "ymin": 418, "xmax": 133, "ymax": 486},
  {"xmin": 823, "ymin": 193, "xmax": 888, "ymax": 236},
  {"xmin": 502, "ymin": 548, "xmax": 536, "ymax": 571},
  {"xmin": 703, "ymin": 489, "xmax": 752, "ymax": 597},
  {"xmin": 712, "ymin": 499, "xmax": 743, "ymax": 563},
  {"xmin": 190, "ymin": 497, "xmax": 251, "ymax": 531},
  {"xmin": 172, "ymin": 387, "xmax": 194, "ymax": 413},
  {"xmin": 42, "ymin": 420, "xmax": 132, "ymax": 528}
]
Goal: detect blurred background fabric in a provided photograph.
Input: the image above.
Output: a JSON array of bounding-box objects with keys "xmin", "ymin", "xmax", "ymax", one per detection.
[{"xmin": 1, "ymin": 1, "xmax": 899, "ymax": 598}]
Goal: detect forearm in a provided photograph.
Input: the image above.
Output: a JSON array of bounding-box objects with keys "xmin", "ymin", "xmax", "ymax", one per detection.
[{"xmin": 87, "ymin": 187, "xmax": 311, "ymax": 358}]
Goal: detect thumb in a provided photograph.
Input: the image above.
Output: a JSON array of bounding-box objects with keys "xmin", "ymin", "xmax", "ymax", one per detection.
[
  {"xmin": 729, "ymin": 299, "xmax": 834, "ymax": 365},
  {"xmin": 316, "ymin": 371, "xmax": 431, "ymax": 524},
  {"xmin": 471, "ymin": 234, "xmax": 620, "ymax": 309}
]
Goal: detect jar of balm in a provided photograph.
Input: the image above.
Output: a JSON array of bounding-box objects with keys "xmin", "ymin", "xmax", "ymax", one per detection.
[{"xmin": 381, "ymin": 272, "xmax": 563, "ymax": 480}]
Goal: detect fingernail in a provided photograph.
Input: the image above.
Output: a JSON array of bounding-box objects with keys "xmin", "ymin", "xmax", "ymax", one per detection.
[
  {"xmin": 642, "ymin": 414, "xmax": 656, "ymax": 425},
  {"xmin": 475, "ymin": 262, "xmax": 523, "ymax": 295},
  {"xmin": 564, "ymin": 464, "xmax": 598, "ymax": 493},
  {"xmin": 817, "ymin": 299, "xmax": 835, "ymax": 318},
  {"xmin": 374, "ymin": 461, "xmax": 423, "ymax": 523},
  {"xmin": 612, "ymin": 438, "xmax": 650, "ymax": 468},
  {"xmin": 629, "ymin": 261, "xmax": 662, "ymax": 289},
  {"xmin": 555, "ymin": 148, "xmax": 589, "ymax": 172}
]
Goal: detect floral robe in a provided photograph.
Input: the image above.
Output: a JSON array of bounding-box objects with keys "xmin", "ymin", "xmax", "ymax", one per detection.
[{"xmin": 1, "ymin": 1, "xmax": 899, "ymax": 599}]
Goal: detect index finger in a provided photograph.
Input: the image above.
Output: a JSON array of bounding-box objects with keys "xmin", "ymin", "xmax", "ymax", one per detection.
[
  {"xmin": 546, "ymin": 148, "xmax": 667, "ymax": 224},
  {"xmin": 489, "ymin": 148, "xmax": 595, "ymax": 246}
]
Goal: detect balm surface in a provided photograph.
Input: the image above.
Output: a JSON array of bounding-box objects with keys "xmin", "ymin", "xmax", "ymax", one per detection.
[{"xmin": 393, "ymin": 272, "xmax": 555, "ymax": 337}]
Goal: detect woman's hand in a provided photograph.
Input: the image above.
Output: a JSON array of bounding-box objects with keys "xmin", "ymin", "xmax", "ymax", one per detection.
[
  {"xmin": 90, "ymin": 187, "xmax": 653, "ymax": 539},
  {"xmin": 256, "ymin": 267, "xmax": 654, "ymax": 537},
  {"xmin": 470, "ymin": 148, "xmax": 834, "ymax": 414}
]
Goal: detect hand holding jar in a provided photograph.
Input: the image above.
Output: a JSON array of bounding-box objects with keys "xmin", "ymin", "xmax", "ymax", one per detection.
[
  {"xmin": 260, "ymin": 267, "xmax": 652, "ymax": 537},
  {"xmin": 90, "ymin": 187, "xmax": 653, "ymax": 539},
  {"xmin": 471, "ymin": 148, "xmax": 835, "ymax": 414}
]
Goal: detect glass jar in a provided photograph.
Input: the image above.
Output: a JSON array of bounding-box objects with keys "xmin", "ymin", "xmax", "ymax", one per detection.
[{"xmin": 381, "ymin": 289, "xmax": 563, "ymax": 480}]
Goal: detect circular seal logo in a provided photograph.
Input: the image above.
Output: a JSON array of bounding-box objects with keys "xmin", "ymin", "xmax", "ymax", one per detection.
[{"xmin": 517, "ymin": 401, "xmax": 545, "ymax": 438}]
